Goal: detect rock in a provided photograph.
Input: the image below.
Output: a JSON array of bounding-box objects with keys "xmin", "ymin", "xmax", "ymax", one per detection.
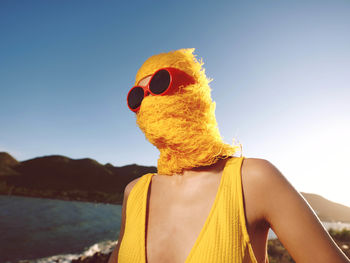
[{"xmin": 71, "ymin": 252, "xmax": 112, "ymax": 263}]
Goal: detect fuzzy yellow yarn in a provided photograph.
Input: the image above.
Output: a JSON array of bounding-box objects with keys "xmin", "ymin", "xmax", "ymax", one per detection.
[{"xmin": 134, "ymin": 48, "xmax": 241, "ymax": 175}]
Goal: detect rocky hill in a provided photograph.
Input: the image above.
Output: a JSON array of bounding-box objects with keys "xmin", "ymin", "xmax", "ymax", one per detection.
[
  {"xmin": 0, "ymin": 152, "xmax": 156, "ymax": 204},
  {"xmin": 302, "ymin": 192, "xmax": 350, "ymax": 223},
  {"xmin": 0, "ymin": 152, "xmax": 19, "ymax": 176}
]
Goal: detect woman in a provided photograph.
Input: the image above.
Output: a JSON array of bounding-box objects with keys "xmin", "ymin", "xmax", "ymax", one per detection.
[{"xmin": 108, "ymin": 49, "xmax": 349, "ymax": 262}]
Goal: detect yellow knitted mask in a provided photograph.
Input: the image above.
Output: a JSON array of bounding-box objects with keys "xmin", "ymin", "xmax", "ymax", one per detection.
[{"xmin": 134, "ymin": 48, "xmax": 240, "ymax": 175}]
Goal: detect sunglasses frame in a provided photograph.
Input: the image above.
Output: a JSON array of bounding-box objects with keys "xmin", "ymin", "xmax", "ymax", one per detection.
[{"xmin": 127, "ymin": 67, "xmax": 196, "ymax": 112}]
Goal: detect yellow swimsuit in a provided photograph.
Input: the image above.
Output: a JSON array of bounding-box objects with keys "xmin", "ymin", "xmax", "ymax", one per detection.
[{"xmin": 118, "ymin": 156, "xmax": 258, "ymax": 263}]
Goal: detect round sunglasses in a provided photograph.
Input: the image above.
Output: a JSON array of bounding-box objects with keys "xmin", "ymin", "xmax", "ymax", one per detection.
[{"xmin": 127, "ymin": 67, "xmax": 196, "ymax": 112}]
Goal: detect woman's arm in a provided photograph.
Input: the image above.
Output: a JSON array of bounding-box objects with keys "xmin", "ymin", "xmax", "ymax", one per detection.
[
  {"xmin": 107, "ymin": 179, "xmax": 139, "ymax": 263},
  {"xmin": 245, "ymin": 158, "xmax": 349, "ymax": 263}
]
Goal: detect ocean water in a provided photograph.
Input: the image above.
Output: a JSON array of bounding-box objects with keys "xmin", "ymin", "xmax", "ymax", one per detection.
[{"xmin": 0, "ymin": 195, "xmax": 122, "ymax": 263}]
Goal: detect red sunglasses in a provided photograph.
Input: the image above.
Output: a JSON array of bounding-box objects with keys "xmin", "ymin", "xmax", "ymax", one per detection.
[{"xmin": 127, "ymin": 67, "xmax": 196, "ymax": 112}]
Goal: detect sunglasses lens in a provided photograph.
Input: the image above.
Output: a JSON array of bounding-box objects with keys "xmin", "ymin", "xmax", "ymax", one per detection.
[
  {"xmin": 149, "ymin": 69, "xmax": 170, "ymax": 94},
  {"xmin": 128, "ymin": 87, "xmax": 144, "ymax": 110}
]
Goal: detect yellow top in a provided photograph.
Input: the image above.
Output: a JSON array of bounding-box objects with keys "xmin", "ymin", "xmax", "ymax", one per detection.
[{"xmin": 118, "ymin": 156, "xmax": 258, "ymax": 263}]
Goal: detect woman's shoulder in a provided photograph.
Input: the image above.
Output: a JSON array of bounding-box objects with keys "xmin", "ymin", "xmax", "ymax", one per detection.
[
  {"xmin": 124, "ymin": 173, "xmax": 153, "ymax": 196},
  {"xmin": 240, "ymin": 157, "xmax": 290, "ymax": 222},
  {"xmin": 240, "ymin": 157, "xmax": 307, "ymax": 225},
  {"xmin": 124, "ymin": 178, "xmax": 140, "ymax": 196},
  {"xmin": 241, "ymin": 157, "xmax": 285, "ymax": 186},
  {"xmin": 241, "ymin": 157, "xmax": 292, "ymax": 202},
  {"xmin": 242, "ymin": 157, "xmax": 275, "ymax": 171}
]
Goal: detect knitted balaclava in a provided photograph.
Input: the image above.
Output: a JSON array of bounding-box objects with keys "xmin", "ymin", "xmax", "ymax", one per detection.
[{"xmin": 134, "ymin": 48, "xmax": 240, "ymax": 175}]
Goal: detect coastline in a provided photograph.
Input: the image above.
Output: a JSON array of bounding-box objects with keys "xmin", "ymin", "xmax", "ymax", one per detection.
[{"xmin": 18, "ymin": 228, "xmax": 349, "ymax": 263}]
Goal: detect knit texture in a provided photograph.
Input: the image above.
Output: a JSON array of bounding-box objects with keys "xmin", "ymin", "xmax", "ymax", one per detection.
[
  {"xmin": 134, "ymin": 48, "xmax": 241, "ymax": 175},
  {"xmin": 118, "ymin": 156, "xmax": 258, "ymax": 263}
]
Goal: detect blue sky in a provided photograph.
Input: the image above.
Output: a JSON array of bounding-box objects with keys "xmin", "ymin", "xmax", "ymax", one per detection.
[{"xmin": 1, "ymin": 0, "xmax": 349, "ymax": 206}]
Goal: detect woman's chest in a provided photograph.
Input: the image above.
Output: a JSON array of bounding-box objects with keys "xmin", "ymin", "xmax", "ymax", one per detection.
[{"xmin": 145, "ymin": 176, "xmax": 221, "ymax": 263}]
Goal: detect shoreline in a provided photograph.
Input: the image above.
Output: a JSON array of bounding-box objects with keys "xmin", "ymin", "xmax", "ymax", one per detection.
[{"xmin": 17, "ymin": 229, "xmax": 350, "ymax": 263}]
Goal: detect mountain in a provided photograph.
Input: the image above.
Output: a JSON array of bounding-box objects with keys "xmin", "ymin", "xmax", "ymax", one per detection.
[
  {"xmin": 0, "ymin": 152, "xmax": 156, "ymax": 204},
  {"xmin": 302, "ymin": 192, "xmax": 350, "ymax": 223},
  {"xmin": 0, "ymin": 152, "xmax": 19, "ymax": 176}
]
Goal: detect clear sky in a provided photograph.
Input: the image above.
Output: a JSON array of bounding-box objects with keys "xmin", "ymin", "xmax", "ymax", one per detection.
[{"xmin": 1, "ymin": 0, "xmax": 349, "ymax": 207}]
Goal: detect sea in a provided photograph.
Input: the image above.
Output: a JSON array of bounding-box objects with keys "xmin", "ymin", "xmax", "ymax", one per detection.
[
  {"xmin": 1, "ymin": 195, "xmax": 349, "ymax": 263},
  {"xmin": 0, "ymin": 195, "xmax": 121, "ymax": 263}
]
